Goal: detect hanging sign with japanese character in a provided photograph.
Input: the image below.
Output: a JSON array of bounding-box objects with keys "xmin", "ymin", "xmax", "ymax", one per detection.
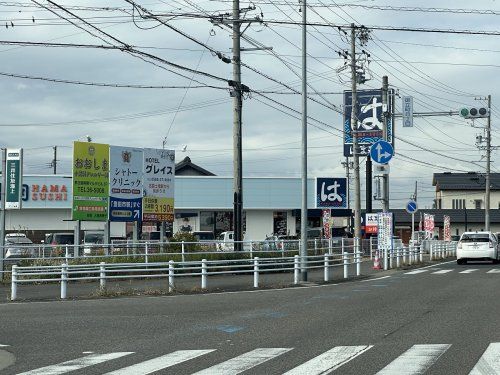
[
  {"xmin": 142, "ymin": 148, "xmax": 175, "ymax": 222},
  {"xmin": 5, "ymin": 148, "xmax": 23, "ymax": 209},
  {"xmin": 109, "ymin": 146, "xmax": 143, "ymax": 222},
  {"xmin": 72, "ymin": 141, "xmax": 110, "ymax": 221}
]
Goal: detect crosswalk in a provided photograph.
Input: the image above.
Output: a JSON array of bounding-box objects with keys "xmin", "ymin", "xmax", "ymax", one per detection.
[
  {"xmin": 13, "ymin": 342, "xmax": 500, "ymax": 375},
  {"xmin": 405, "ymin": 268, "xmax": 500, "ymax": 275}
]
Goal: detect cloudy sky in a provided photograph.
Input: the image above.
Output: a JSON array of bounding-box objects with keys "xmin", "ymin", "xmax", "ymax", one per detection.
[{"xmin": 1, "ymin": 0, "xmax": 499, "ymax": 209}]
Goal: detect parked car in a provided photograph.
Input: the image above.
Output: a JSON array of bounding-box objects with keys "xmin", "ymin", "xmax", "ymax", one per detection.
[
  {"xmin": 263, "ymin": 235, "xmax": 299, "ymax": 251},
  {"xmin": 217, "ymin": 231, "xmax": 251, "ymax": 251},
  {"xmin": 192, "ymin": 231, "xmax": 216, "ymax": 249},
  {"xmin": 43, "ymin": 232, "xmax": 75, "ymax": 256},
  {"xmin": 5, "ymin": 236, "xmax": 34, "ymax": 259},
  {"xmin": 83, "ymin": 231, "xmax": 104, "ymax": 255}
]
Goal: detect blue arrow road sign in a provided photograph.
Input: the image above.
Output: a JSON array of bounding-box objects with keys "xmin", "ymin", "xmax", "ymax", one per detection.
[
  {"xmin": 406, "ymin": 200, "xmax": 418, "ymax": 214},
  {"xmin": 370, "ymin": 140, "xmax": 394, "ymax": 164}
]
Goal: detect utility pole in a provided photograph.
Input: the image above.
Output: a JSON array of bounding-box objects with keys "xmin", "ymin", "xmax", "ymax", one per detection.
[
  {"xmin": 366, "ymin": 155, "xmax": 372, "ymax": 213},
  {"xmin": 52, "ymin": 146, "xmax": 57, "ymax": 175},
  {"xmin": 300, "ymin": 0, "xmax": 308, "ymax": 281},
  {"xmin": 382, "ymin": 75, "xmax": 389, "ymax": 212},
  {"xmin": 485, "ymin": 94, "xmax": 491, "ymax": 231},
  {"xmin": 232, "ymin": 0, "xmax": 243, "ymax": 251},
  {"xmin": 350, "ymin": 23, "xmax": 362, "ymax": 242}
]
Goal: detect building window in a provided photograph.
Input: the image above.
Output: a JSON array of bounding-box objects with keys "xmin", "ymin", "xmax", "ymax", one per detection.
[
  {"xmin": 474, "ymin": 200, "xmax": 482, "ymax": 209},
  {"xmin": 452, "ymin": 199, "xmax": 466, "ymax": 209}
]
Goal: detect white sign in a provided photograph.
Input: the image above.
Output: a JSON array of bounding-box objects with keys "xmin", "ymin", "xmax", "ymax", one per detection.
[
  {"xmin": 402, "ymin": 96, "xmax": 413, "ymax": 127},
  {"xmin": 365, "ymin": 213, "xmax": 378, "ymax": 234},
  {"xmin": 377, "ymin": 212, "xmax": 393, "ymax": 251}
]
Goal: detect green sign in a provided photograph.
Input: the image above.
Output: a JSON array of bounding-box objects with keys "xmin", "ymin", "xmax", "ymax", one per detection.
[
  {"xmin": 72, "ymin": 141, "xmax": 110, "ymax": 221},
  {"xmin": 5, "ymin": 148, "xmax": 23, "ymax": 209}
]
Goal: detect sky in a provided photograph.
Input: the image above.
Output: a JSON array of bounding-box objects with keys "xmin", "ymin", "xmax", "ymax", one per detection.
[{"xmin": 1, "ymin": 0, "xmax": 499, "ymax": 210}]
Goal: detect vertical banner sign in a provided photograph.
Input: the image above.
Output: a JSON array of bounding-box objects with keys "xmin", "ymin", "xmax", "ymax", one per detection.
[
  {"xmin": 142, "ymin": 148, "xmax": 175, "ymax": 222},
  {"xmin": 424, "ymin": 213, "xmax": 435, "ymax": 240},
  {"xmin": 72, "ymin": 141, "xmax": 110, "ymax": 221},
  {"xmin": 109, "ymin": 146, "xmax": 143, "ymax": 222},
  {"xmin": 377, "ymin": 212, "xmax": 393, "ymax": 252},
  {"xmin": 322, "ymin": 209, "xmax": 331, "ymax": 239},
  {"xmin": 402, "ymin": 96, "xmax": 413, "ymax": 127},
  {"xmin": 365, "ymin": 213, "xmax": 379, "ymax": 234},
  {"xmin": 316, "ymin": 177, "xmax": 348, "ymax": 209},
  {"xmin": 5, "ymin": 148, "xmax": 23, "ymax": 209},
  {"xmin": 444, "ymin": 215, "xmax": 451, "ymax": 242}
]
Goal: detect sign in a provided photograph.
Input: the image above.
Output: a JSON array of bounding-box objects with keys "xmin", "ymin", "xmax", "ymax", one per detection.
[
  {"xmin": 315, "ymin": 177, "xmax": 348, "ymax": 209},
  {"xmin": 402, "ymin": 96, "xmax": 413, "ymax": 127},
  {"xmin": 424, "ymin": 213, "xmax": 435, "ymax": 240},
  {"xmin": 406, "ymin": 200, "xmax": 418, "ymax": 214},
  {"xmin": 365, "ymin": 213, "xmax": 378, "ymax": 234},
  {"xmin": 377, "ymin": 212, "xmax": 393, "ymax": 251},
  {"xmin": 109, "ymin": 146, "xmax": 143, "ymax": 222},
  {"xmin": 370, "ymin": 140, "xmax": 394, "ymax": 164},
  {"xmin": 142, "ymin": 148, "xmax": 175, "ymax": 222},
  {"xmin": 444, "ymin": 215, "xmax": 451, "ymax": 242},
  {"xmin": 5, "ymin": 148, "xmax": 23, "ymax": 209},
  {"xmin": 322, "ymin": 209, "xmax": 331, "ymax": 239},
  {"xmin": 343, "ymin": 89, "xmax": 393, "ymax": 157},
  {"xmin": 72, "ymin": 141, "xmax": 110, "ymax": 221}
]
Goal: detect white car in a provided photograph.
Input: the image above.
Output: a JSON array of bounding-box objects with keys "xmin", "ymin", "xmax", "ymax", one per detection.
[{"xmin": 457, "ymin": 231, "xmax": 499, "ymax": 265}]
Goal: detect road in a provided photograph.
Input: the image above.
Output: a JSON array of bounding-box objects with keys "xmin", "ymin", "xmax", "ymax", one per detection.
[{"xmin": 1, "ymin": 260, "xmax": 500, "ymax": 374}]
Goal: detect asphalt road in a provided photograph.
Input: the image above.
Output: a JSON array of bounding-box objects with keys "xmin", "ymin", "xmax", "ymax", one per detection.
[{"xmin": 1, "ymin": 259, "xmax": 500, "ymax": 374}]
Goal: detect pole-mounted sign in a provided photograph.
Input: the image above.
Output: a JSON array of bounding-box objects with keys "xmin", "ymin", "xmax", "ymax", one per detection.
[
  {"xmin": 5, "ymin": 148, "xmax": 23, "ymax": 209},
  {"xmin": 370, "ymin": 140, "xmax": 394, "ymax": 165}
]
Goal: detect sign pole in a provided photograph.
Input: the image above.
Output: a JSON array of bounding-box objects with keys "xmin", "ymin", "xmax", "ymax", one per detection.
[{"xmin": 412, "ymin": 212, "xmax": 415, "ymax": 243}]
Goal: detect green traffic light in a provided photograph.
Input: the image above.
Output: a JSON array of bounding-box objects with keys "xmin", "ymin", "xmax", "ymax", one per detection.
[{"xmin": 460, "ymin": 108, "xmax": 469, "ymax": 117}]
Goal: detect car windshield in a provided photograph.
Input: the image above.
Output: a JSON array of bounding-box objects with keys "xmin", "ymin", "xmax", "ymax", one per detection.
[
  {"xmin": 6, "ymin": 237, "xmax": 33, "ymax": 245},
  {"xmin": 55, "ymin": 235, "xmax": 74, "ymax": 244},
  {"xmin": 196, "ymin": 233, "xmax": 214, "ymax": 240},
  {"xmin": 85, "ymin": 234, "xmax": 103, "ymax": 243},
  {"xmin": 460, "ymin": 234, "xmax": 490, "ymax": 242}
]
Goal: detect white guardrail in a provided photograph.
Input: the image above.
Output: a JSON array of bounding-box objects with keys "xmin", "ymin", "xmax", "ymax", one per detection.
[{"xmin": 8, "ymin": 240, "xmax": 457, "ymax": 301}]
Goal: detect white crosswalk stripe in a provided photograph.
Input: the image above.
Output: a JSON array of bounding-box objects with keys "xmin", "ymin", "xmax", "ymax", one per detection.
[
  {"xmin": 469, "ymin": 342, "xmax": 500, "ymax": 374},
  {"xmin": 192, "ymin": 348, "xmax": 292, "ymax": 374},
  {"xmin": 103, "ymin": 350, "xmax": 215, "ymax": 375},
  {"xmin": 460, "ymin": 269, "xmax": 479, "ymax": 274},
  {"xmin": 17, "ymin": 352, "xmax": 134, "ymax": 375},
  {"xmin": 432, "ymin": 270, "xmax": 454, "ymax": 274},
  {"xmin": 283, "ymin": 345, "xmax": 372, "ymax": 375},
  {"xmin": 375, "ymin": 344, "xmax": 451, "ymax": 375},
  {"xmin": 487, "ymin": 269, "xmax": 500, "ymax": 273},
  {"xmin": 405, "ymin": 270, "xmax": 429, "ymax": 275}
]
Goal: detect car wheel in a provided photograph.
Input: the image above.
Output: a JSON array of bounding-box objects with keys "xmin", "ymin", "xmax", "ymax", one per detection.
[{"xmin": 457, "ymin": 259, "xmax": 465, "ymax": 265}]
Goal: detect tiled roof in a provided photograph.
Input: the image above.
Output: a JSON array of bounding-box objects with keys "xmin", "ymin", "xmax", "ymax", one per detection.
[{"xmin": 432, "ymin": 172, "xmax": 500, "ymax": 191}]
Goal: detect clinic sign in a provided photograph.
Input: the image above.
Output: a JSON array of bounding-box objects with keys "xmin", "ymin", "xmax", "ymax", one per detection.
[
  {"xmin": 316, "ymin": 177, "xmax": 348, "ymax": 209},
  {"xmin": 142, "ymin": 148, "xmax": 175, "ymax": 222},
  {"xmin": 6, "ymin": 148, "xmax": 23, "ymax": 209},
  {"xmin": 72, "ymin": 142, "xmax": 110, "ymax": 221},
  {"xmin": 109, "ymin": 146, "xmax": 143, "ymax": 222}
]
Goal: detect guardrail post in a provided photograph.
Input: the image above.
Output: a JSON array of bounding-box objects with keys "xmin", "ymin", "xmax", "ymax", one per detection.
[
  {"xmin": 430, "ymin": 243, "xmax": 434, "ymax": 261},
  {"xmin": 314, "ymin": 239, "xmax": 318, "ymax": 255},
  {"xmin": 355, "ymin": 237, "xmax": 361, "ymax": 276},
  {"xmin": 145, "ymin": 242, "xmax": 149, "ymax": 264},
  {"xmin": 100, "ymin": 262, "xmax": 106, "ymax": 290},
  {"xmin": 324, "ymin": 254, "xmax": 329, "ymax": 282},
  {"xmin": 343, "ymin": 249, "xmax": 348, "ymax": 279},
  {"xmin": 253, "ymin": 257, "xmax": 259, "ymax": 288},
  {"xmin": 61, "ymin": 263, "xmax": 68, "ymax": 299},
  {"xmin": 369, "ymin": 237, "xmax": 373, "ymax": 259},
  {"xmin": 201, "ymin": 258, "xmax": 207, "ymax": 289},
  {"xmin": 168, "ymin": 260, "xmax": 174, "ymax": 292},
  {"xmin": 181, "ymin": 241, "xmax": 186, "ymax": 263},
  {"xmin": 396, "ymin": 247, "xmax": 400, "ymax": 268},
  {"xmin": 389, "ymin": 246, "xmax": 393, "ymax": 269},
  {"xmin": 65, "ymin": 245, "xmax": 69, "ymax": 263},
  {"xmin": 403, "ymin": 245, "xmax": 407, "ymax": 265},
  {"xmin": 11, "ymin": 265, "xmax": 17, "ymax": 301},
  {"xmin": 409, "ymin": 244, "xmax": 413, "ymax": 265},
  {"xmin": 328, "ymin": 238, "xmax": 332, "ymax": 255},
  {"xmin": 294, "ymin": 255, "xmax": 299, "ymax": 284},
  {"xmin": 419, "ymin": 244, "xmax": 423, "ymax": 263},
  {"xmin": 383, "ymin": 245, "xmax": 388, "ymax": 271}
]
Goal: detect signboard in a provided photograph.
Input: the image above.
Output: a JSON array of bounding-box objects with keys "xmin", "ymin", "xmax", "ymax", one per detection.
[
  {"xmin": 402, "ymin": 96, "xmax": 413, "ymax": 127},
  {"xmin": 5, "ymin": 148, "xmax": 23, "ymax": 209},
  {"xmin": 444, "ymin": 215, "xmax": 451, "ymax": 242},
  {"xmin": 377, "ymin": 212, "xmax": 393, "ymax": 251},
  {"xmin": 315, "ymin": 177, "xmax": 348, "ymax": 209},
  {"xmin": 322, "ymin": 209, "xmax": 331, "ymax": 239},
  {"xmin": 109, "ymin": 146, "xmax": 143, "ymax": 222},
  {"xmin": 343, "ymin": 89, "xmax": 393, "ymax": 157},
  {"xmin": 72, "ymin": 141, "xmax": 110, "ymax": 221},
  {"xmin": 142, "ymin": 148, "xmax": 175, "ymax": 222},
  {"xmin": 424, "ymin": 213, "xmax": 435, "ymax": 240},
  {"xmin": 365, "ymin": 213, "xmax": 378, "ymax": 234}
]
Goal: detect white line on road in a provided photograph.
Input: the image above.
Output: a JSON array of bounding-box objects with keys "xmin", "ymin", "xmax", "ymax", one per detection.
[
  {"xmin": 487, "ymin": 269, "xmax": 500, "ymax": 273},
  {"xmin": 376, "ymin": 344, "xmax": 451, "ymax": 375},
  {"xmin": 469, "ymin": 342, "xmax": 500, "ymax": 374},
  {"xmin": 361, "ymin": 276, "xmax": 391, "ymax": 282},
  {"xmin": 282, "ymin": 345, "xmax": 372, "ymax": 375},
  {"xmin": 0, "ymin": 344, "xmax": 9, "ymax": 347},
  {"xmin": 17, "ymin": 352, "xmax": 134, "ymax": 375},
  {"xmin": 193, "ymin": 348, "xmax": 292, "ymax": 375},
  {"xmin": 405, "ymin": 270, "xmax": 428, "ymax": 275},
  {"xmin": 104, "ymin": 350, "xmax": 215, "ymax": 375},
  {"xmin": 432, "ymin": 270, "xmax": 454, "ymax": 274},
  {"xmin": 459, "ymin": 269, "xmax": 479, "ymax": 274}
]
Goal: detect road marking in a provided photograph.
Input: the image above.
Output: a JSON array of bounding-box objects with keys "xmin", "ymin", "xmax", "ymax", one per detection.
[
  {"xmin": 362, "ymin": 276, "xmax": 391, "ymax": 282},
  {"xmin": 469, "ymin": 342, "xmax": 500, "ymax": 374},
  {"xmin": 432, "ymin": 270, "xmax": 454, "ymax": 274},
  {"xmin": 283, "ymin": 345, "xmax": 372, "ymax": 375},
  {"xmin": 487, "ymin": 269, "xmax": 500, "ymax": 273},
  {"xmin": 17, "ymin": 352, "xmax": 134, "ymax": 375},
  {"xmin": 460, "ymin": 269, "xmax": 479, "ymax": 274},
  {"xmin": 405, "ymin": 270, "xmax": 428, "ymax": 275},
  {"xmin": 375, "ymin": 344, "xmax": 450, "ymax": 375},
  {"xmin": 193, "ymin": 348, "xmax": 292, "ymax": 374},
  {"xmin": 0, "ymin": 344, "xmax": 9, "ymax": 347},
  {"xmin": 104, "ymin": 350, "xmax": 215, "ymax": 375}
]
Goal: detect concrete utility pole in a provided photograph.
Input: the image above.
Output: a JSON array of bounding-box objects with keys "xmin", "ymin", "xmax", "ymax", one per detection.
[
  {"xmin": 232, "ymin": 0, "xmax": 243, "ymax": 251},
  {"xmin": 0, "ymin": 148, "xmax": 5, "ymax": 281},
  {"xmin": 350, "ymin": 23, "xmax": 362, "ymax": 242},
  {"xmin": 52, "ymin": 146, "xmax": 57, "ymax": 175},
  {"xmin": 366, "ymin": 154, "xmax": 372, "ymax": 213},
  {"xmin": 485, "ymin": 94, "xmax": 491, "ymax": 231},
  {"xmin": 300, "ymin": 0, "xmax": 308, "ymax": 281},
  {"xmin": 382, "ymin": 75, "xmax": 389, "ymax": 212}
]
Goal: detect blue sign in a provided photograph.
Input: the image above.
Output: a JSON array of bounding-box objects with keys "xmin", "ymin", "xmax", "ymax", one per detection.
[
  {"xmin": 370, "ymin": 140, "xmax": 394, "ymax": 164},
  {"xmin": 316, "ymin": 177, "xmax": 348, "ymax": 209},
  {"xmin": 406, "ymin": 200, "xmax": 418, "ymax": 214},
  {"xmin": 343, "ymin": 89, "xmax": 393, "ymax": 157}
]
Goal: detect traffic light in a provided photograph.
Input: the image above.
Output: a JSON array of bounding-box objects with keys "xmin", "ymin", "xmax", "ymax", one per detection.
[{"xmin": 460, "ymin": 107, "xmax": 489, "ymax": 119}]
